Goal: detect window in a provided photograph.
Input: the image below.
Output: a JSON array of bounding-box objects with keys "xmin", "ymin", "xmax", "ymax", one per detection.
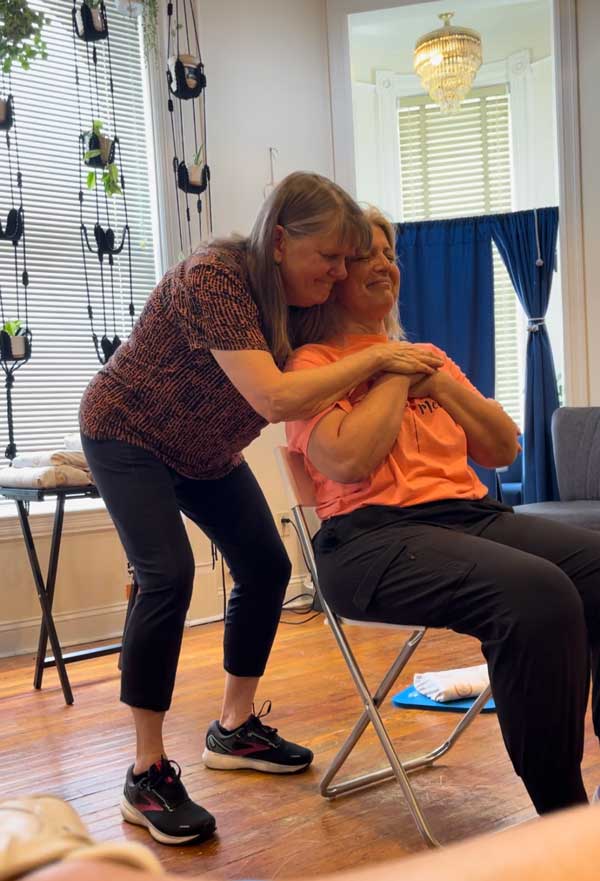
[
  {"xmin": 397, "ymin": 86, "xmax": 522, "ymax": 424},
  {"xmin": 0, "ymin": 0, "xmax": 158, "ymax": 469}
]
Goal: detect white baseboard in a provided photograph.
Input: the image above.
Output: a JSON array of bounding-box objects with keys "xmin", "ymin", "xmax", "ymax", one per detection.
[
  {"xmin": 0, "ymin": 573, "xmax": 313, "ymax": 659},
  {"xmin": 0, "ymin": 600, "xmax": 129, "ymax": 659},
  {"xmin": 186, "ymin": 573, "xmax": 313, "ymax": 626}
]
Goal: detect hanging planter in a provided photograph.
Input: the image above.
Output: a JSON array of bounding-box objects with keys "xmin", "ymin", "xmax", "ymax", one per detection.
[
  {"xmin": 0, "ymin": 322, "xmax": 30, "ymax": 362},
  {"xmin": 0, "ymin": 95, "xmax": 13, "ymax": 131},
  {"xmin": 168, "ymin": 54, "xmax": 206, "ymax": 100},
  {"xmin": 0, "ymin": 207, "xmax": 24, "ymax": 244},
  {"xmin": 82, "ymin": 120, "xmax": 115, "ymax": 168},
  {"xmin": 177, "ymin": 160, "xmax": 209, "ymax": 195},
  {"xmin": 74, "ymin": 1, "xmax": 108, "ymax": 43}
]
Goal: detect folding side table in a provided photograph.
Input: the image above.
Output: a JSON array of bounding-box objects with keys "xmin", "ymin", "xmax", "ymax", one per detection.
[{"xmin": 1, "ymin": 484, "xmax": 129, "ymax": 705}]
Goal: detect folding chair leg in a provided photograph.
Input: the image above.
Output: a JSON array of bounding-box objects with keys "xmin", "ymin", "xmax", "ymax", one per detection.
[
  {"xmin": 322, "ymin": 615, "xmax": 439, "ymax": 847},
  {"xmin": 321, "ymin": 626, "xmax": 425, "ymax": 795},
  {"xmin": 321, "ymin": 614, "xmax": 492, "ymax": 848}
]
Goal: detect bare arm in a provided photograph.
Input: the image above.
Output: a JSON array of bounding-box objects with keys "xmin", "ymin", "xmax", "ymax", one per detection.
[
  {"xmin": 306, "ymin": 374, "xmax": 411, "ymax": 483},
  {"xmin": 211, "ymin": 344, "xmax": 443, "ymax": 423},
  {"xmin": 410, "ymin": 372, "xmax": 520, "ymax": 467}
]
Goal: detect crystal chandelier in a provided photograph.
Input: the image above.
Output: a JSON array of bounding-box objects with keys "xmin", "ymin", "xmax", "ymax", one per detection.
[{"xmin": 414, "ymin": 12, "xmax": 483, "ymax": 114}]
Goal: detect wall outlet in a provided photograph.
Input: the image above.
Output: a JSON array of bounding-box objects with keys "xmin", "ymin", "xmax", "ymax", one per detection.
[{"xmin": 277, "ymin": 511, "xmax": 291, "ymax": 538}]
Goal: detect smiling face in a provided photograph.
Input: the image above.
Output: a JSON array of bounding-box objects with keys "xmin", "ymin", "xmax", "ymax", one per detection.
[
  {"xmin": 275, "ymin": 226, "xmax": 356, "ymax": 307},
  {"xmin": 334, "ymin": 223, "xmax": 400, "ymax": 332}
]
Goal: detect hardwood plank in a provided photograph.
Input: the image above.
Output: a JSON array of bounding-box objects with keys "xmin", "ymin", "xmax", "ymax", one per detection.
[{"xmin": 1, "ymin": 617, "xmax": 597, "ymax": 878}]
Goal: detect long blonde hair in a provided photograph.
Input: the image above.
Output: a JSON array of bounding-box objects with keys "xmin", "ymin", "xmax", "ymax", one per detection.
[
  {"xmin": 289, "ymin": 205, "xmax": 404, "ymax": 348},
  {"xmin": 209, "ymin": 172, "xmax": 371, "ymax": 365}
]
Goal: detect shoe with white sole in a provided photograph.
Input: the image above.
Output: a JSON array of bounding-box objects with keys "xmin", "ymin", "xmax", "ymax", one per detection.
[
  {"xmin": 120, "ymin": 757, "xmax": 216, "ymax": 846},
  {"xmin": 202, "ymin": 701, "xmax": 313, "ymax": 774}
]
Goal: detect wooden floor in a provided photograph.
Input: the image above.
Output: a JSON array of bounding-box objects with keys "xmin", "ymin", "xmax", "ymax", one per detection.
[{"xmin": 2, "ymin": 615, "xmax": 600, "ymax": 879}]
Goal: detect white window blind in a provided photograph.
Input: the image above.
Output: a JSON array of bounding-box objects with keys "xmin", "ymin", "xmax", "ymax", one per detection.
[
  {"xmin": 398, "ymin": 87, "xmax": 522, "ymax": 424},
  {"xmin": 0, "ymin": 0, "xmax": 158, "ymax": 469}
]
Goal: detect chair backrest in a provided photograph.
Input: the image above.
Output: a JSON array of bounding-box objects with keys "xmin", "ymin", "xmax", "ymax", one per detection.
[
  {"xmin": 275, "ymin": 445, "xmax": 318, "ymax": 509},
  {"xmin": 552, "ymin": 407, "xmax": 600, "ymax": 501},
  {"xmin": 274, "ymin": 446, "xmax": 321, "ymax": 587}
]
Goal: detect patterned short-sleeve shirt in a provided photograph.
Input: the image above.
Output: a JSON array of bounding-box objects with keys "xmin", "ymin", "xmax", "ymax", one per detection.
[{"xmin": 79, "ymin": 248, "xmax": 270, "ymax": 479}]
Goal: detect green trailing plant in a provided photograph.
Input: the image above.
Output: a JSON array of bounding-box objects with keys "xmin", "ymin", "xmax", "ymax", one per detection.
[
  {"xmin": 192, "ymin": 145, "xmax": 204, "ymax": 166},
  {"xmin": 142, "ymin": 0, "xmax": 158, "ymax": 63},
  {"xmin": 83, "ymin": 119, "xmax": 122, "ymax": 197},
  {"xmin": 0, "ymin": 0, "xmax": 49, "ymax": 73},
  {"xmin": 2, "ymin": 319, "xmax": 23, "ymax": 336}
]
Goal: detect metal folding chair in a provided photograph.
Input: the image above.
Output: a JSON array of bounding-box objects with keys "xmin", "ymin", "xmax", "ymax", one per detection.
[{"xmin": 275, "ymin": 445, "xmax": 492, "ymax": 847}]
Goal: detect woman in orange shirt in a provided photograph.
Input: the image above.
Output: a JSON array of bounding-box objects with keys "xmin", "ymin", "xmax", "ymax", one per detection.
[{"xmin": 286, "ymin": 207, "xmax": 600, "ymax": 816}]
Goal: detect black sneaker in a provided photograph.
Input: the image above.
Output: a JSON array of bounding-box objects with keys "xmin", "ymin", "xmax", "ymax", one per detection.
[
  {"xmin": 120, "ymin": 757, "xmax": 216, "ymax": 845},
  {"xmin": 202, "ymin": 701, "xmax": 313, "ymax": 774}
]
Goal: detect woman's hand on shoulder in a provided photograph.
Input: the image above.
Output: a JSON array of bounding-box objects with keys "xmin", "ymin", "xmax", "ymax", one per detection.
[{"xmin": 372, "ymin": 341, "xmax": 444, "ymax": 377}]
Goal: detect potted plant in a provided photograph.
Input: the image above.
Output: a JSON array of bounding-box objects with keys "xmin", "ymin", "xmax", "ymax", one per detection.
[
  {"xmin": 82, "ymin": 119, "xmax": 121, "ymax": 197},
  {"xmin": 168, "ymin": 52, "xmax": 201, "ymax": 91},
  {"xmin": 82, "ymin": 119, "xmax": 114, "ymax": 167},
  {"xmin": 0, "ymin": 94, "xmax": 12, "ymax": 131},
  {"xmin": 0, "ymin": 319, "xmax": 27, "ymax": 360},
  {"xmin": 0, "ymin": 0, "xmax": 48, "ymax": 73},
  {"xmin": 86, "ymin": 162, "xmax": 122, "ymax": 198},
  {"xmin": 189, "ymin": 145, "xmax": 204, "ymax": 187},
  {"xmin": 74, "ymin": 0, "xmax": 108, "ymax": 41}
]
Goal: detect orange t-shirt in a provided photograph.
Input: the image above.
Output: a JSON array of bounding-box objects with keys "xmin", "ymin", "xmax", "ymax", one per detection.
[{"xmin": 285, "ymin": 334, "xmax": 488, "ymax": 520}]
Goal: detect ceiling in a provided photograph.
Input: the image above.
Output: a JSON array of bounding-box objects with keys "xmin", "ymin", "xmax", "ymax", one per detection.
[{"xmin": 349, "ymin": 0, "xmax": 552, "ymax": 81}]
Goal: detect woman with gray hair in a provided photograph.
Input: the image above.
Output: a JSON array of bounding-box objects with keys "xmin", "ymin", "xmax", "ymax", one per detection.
[
  {"xmin": 286, "ymin": 206, "xmax": 600, "ymax": 817},
  {"xmin": 79, "ymin": 175, "xmax": 442, "ymax": 846}
]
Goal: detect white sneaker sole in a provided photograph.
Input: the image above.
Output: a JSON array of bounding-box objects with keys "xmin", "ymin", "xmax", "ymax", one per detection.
[
  {"xmin": 120, "ymin": 796, "xmax": 214, "ymax": 845},
  {"xmin": 202, "ymin": 747, "xmax": 310, "ymax": 774}
]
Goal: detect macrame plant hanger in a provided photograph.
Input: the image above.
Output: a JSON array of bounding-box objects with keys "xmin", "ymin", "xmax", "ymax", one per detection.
[
  {"xmin": 0, "ymin": 81, "xmax": 31, "ymax": 463},
  {"xmin": 72, "ymin": 0, "xmax": 135, "ymax": 365},
  {"xmin": 166, "ymin": 0, "xmax": 212, "ymax": 255}
]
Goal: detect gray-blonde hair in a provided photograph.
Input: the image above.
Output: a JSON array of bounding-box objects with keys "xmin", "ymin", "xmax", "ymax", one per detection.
[
  {"xmin": 289, "ymin": 204, "xmax": 404, "ymax": 348},
  {"xmin": 208, "ymin": 172, "xmax": 372, "ymax": 365}
]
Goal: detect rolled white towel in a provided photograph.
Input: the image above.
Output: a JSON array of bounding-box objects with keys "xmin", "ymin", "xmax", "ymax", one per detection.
[
  {"xmin": 64, "ymin": 433, "xmax": 83, "ymax": 452},
  {"xmin": 12, "ymin": 450, "xmax": 90, "ymax": 471},
  {"xmin": 413, "ymin": 663, "xmax": 489, "ymax": 703},
  {"xmin": 0, "ymin": 466, "xmax": 93, "ymax": 489}
]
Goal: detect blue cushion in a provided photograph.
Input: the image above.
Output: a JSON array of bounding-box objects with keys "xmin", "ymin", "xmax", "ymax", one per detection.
[{"xmin": 392, "ymin": 686, "xmax": 496, "ymax": 713}]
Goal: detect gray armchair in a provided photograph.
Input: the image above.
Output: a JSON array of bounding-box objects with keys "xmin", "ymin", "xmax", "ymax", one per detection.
[{"xmin": 515, "ymin": 407, "xmax": 600, "ymax": 530}]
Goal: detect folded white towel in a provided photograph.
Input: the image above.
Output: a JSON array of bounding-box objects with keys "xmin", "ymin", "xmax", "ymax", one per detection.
[
  {"xmin": 0, "ymin": 466, "xmax": 93, "ymax": 489},
  {"xmin": 413, "ymin": 663, "xmax": 489, "ymax": 703},
  {"xmin": 64, "ymin": 433, "xmax": 83, "ymax": 452},
  {"xmin": 12, "ymin": 450, "xmax": 90, "ymax": 471}
]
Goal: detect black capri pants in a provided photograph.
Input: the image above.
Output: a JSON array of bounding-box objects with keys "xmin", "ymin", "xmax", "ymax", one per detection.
[
  {"xmin": 314, "ymin": 498, "xmax": 600, "ymax": 816},
  {"xmin": 81, "ymin": 435, "xmax": 291, "ymax": 712}
]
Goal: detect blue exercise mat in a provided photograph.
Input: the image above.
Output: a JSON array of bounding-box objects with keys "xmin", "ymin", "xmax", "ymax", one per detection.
[{"xmin": 392, "ymin": 685, "xmax": 496, "ymax": 713}]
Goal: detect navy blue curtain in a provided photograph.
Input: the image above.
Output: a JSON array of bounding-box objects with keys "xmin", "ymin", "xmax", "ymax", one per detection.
[
  {"xmin": 395, "ymin": 216, "xmax": 495, "ymax": 494},
  {"xmin": 491, "ymin": 208, "xmax": 560, "ymax": 502}
]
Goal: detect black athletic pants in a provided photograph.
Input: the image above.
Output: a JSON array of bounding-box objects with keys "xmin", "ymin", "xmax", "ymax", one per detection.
[
  {"xmin": 82, "ymin": 435, "xmax": 291, "ymax": 712},
  {"xmin": 314, "ymin": 499, "xmax": 600, "ymax": 815}
]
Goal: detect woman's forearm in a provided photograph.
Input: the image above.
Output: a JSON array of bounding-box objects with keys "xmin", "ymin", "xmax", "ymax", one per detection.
[
  {"xmin": 307, "ymin": 375, "xmax": 410, "ymax": 483},
  {"xmin": 274, "ymin": 346, "xmax": 387, "ymax": 422},
  {"xmin": 431, "ymin": 373, "xmax": 520, "ymax": 467},
  {"xmin": 336, "ymin": 375, "xmax": 410, "ymax": 480}
]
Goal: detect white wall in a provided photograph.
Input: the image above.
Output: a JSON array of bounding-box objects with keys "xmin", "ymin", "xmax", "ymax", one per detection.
[
  {"xmin": 0, "ymin": 0, "xmax": 332, "ymax": 657},
  {"xmin": 199, "ymin": 0, "xmax": 334, "ymax": 236},
  {"xmin": 577, "ymin": 0, "xmax": 600, "ymax": 404}
]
